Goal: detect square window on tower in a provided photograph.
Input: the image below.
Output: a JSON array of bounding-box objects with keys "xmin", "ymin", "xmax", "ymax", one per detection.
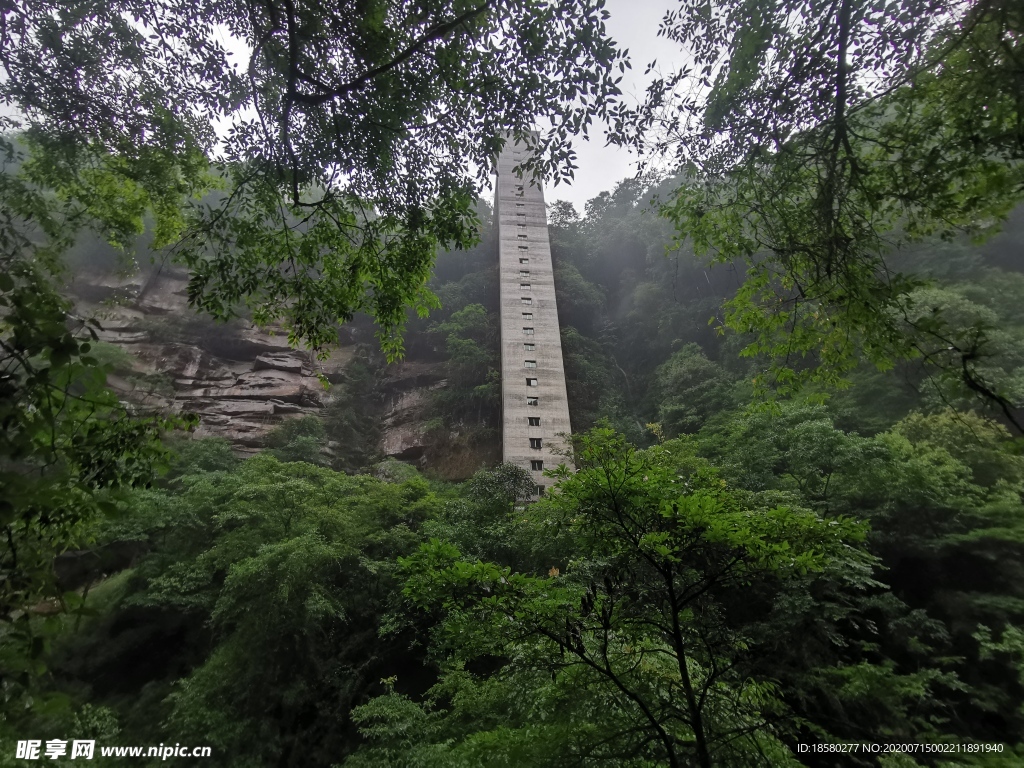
[
  {"xmin": 526, "ymin": 378, "xmax": 538, "ymax": 386},
  {"xmin": 521, "ymin": 298, "xmax": 532, "ymax": 305},
  {"xmin": 519, "ymin": 270, "xmax": 530, "ymax": 277},
  {"xmin": 522, "ymin": 312, "xmax": 533, "ymax": 320},
  {"xmin": 517, "ymin": 234, "xmax": 528, "ymax": 240},
  {"xmin": 531, "ymin": 459, "xmax": 543, "ymax": 470},
  {"xmin": 528, "ymin": 418, "xmax": 540, "ymax": 427},
  {"xmin": 519, "ymin": 258, "xmax": 529, "ymax": 264},
  {"xmin": 529, "ymin": 438, "xmax": 542, "ymax": 449},
  {"xmin": 536, "ymin": 484, "xmax": 545, "ymax": 496},
  {"xmin": 523, "ymin": 327, "xmax": 534, "ymax": 335},
  {"xmin": 524, "ymin": 343, "xmax": 535, "ymax": 351},
  {"xmin": 527, "ymin": 396, "xmax": 538, "ymax": 406},
  {"xmin": 525, "ymin": 360, "xmax": 537, "ymax": 368},
  {"xmin": 521, "ymin": 282, "xmax": 531, "ymax": 290}
]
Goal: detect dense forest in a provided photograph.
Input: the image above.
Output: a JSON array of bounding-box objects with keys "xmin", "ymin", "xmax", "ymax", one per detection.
[
  {"xmin": 3, "ymin": 0, "xmax": 1023, "ymax": 766},
  {"xmin": 3, "ymin": 185, "xmax": 1023, "ymax": 766}
]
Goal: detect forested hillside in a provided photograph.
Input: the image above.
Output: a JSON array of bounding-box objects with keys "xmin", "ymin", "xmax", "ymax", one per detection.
[
  {"xmin": 3, "ymin": 0, "xmax": 1023, "ymax": 765},
  {"xmin": 3, "ymin": 182, "xmax": 1024, "ymax": 766}
]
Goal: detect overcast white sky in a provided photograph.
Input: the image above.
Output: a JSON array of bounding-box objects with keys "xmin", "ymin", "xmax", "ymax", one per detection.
[
  {"xmin": 205, "ymin": 1, "xmax": 683, "ymax": 212},
  {"xmin": 546, "ymin": 0, "xmax": 683, "ymax": 213}
]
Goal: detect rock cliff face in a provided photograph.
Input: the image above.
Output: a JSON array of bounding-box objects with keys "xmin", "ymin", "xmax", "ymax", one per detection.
[
  {"xmin": 378, "ymin": 361, "xmax": 447, "ymax": 460},
  {"xmin": 69, "ymin": 262, "xmax": 447, "ymax": 465}
]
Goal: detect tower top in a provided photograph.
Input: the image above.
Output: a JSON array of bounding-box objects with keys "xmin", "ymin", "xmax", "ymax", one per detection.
[{"xmin": 496, "ymin": 130, "xmax": 540, "ymax": 160}]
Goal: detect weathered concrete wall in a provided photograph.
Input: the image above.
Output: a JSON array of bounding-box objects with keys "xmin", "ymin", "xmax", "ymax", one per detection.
[{"xmin": 495, "ymin": 137, "xmax": 572, "ymax": 494}]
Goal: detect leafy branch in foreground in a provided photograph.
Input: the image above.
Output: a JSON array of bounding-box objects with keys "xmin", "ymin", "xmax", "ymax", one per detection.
[
  {"xmin": 2, "ymin": 0, "xmax": 631, "ymax": 359},
  {"xmin": 618, "ymin": 0, "xmax": 1023, "ymax": 424},
  {"xmin": 354, "ymin": 428, "xmax": 913, "ymax": 768},
  {"xmin": 0, "ymin": 133, "xmax": 191, "ymax": 721}
]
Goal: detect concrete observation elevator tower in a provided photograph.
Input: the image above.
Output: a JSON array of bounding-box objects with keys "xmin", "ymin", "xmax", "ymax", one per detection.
[{"xmin": 494, "ymin": 135, "xmax": 572, "ymax": 495}]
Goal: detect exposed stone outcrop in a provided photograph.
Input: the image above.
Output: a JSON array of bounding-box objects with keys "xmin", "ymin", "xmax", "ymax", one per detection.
[
  {"xmin": 67, "ymin": 261, "xmax": 456, "ymax": 464},
  {"xmin": 380, "ymin": 390, "xmax": 432, "ymax": 460},
  {"xmin": 137, "ymin": 274, "xmax": 190, "ymax": 314},
  {"xmin": 379, "ymin": 362, "xmax": 446, "ymax": 462},
  {"xmin": 254, "ymin": 354, "xmax": 304, "ymax": 373},
  {"xmin": 67, "ymin": 266, "xmax": 335, "ymax": 453}
]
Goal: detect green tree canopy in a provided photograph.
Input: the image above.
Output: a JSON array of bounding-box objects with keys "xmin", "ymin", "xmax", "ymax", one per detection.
[
  {"xmin": 360, "ymin": 428, "xmax": 885, "ymax": 767},
  {"xmin": 0, "ymin": 1, "xmax": 631, "ymax": 709},
  {"xmin": 2, "ymin": 0, "xmax": 630, "ymax": 357},
  {"xmin": 651, "ymin": 343, "xmax": 738, "ymax": 435},
  {"xmin": 619, "ymin": 0, "xmax": 1024, "ymax": 425}
]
